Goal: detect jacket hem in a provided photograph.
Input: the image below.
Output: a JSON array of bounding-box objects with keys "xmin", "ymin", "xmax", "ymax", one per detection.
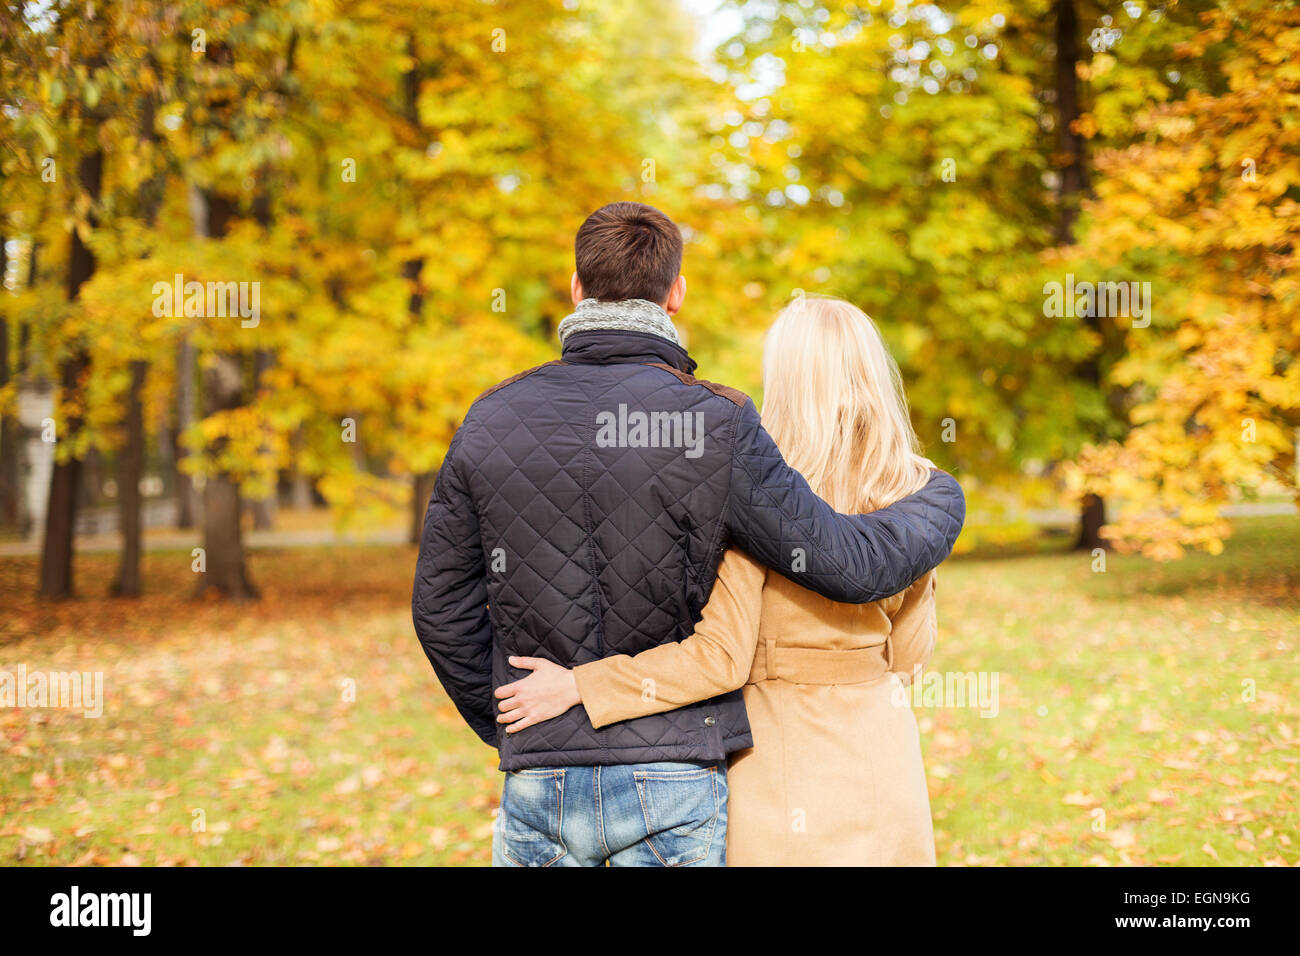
[{"xmin": 498, "ymin": 732, "xmax": 753, "ymax": 771}]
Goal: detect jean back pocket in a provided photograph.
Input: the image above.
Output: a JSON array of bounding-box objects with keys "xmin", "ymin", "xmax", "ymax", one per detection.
[
  {"xmin": 500, "ymin": 769, "xmax": 567, "ymax": 867},
  {"xmin": 633, "ymin": 764, "xmax": 723, "ymax": 867}
]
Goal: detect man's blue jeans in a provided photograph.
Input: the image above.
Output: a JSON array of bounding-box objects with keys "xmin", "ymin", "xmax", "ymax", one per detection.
[{"xmin": 492, "ymin": 760, "xmax": 727, "ymax": 867}]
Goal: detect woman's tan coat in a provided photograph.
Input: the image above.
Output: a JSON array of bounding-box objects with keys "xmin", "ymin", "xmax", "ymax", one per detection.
[{"xmin": 573, "ymin": 550, "xmax": 938, "ymax": 866}]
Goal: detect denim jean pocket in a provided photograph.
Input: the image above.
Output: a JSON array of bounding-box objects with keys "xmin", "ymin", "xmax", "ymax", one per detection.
[
  {"xmin": 632, "ymin": 764, "xmax": 722, "ymax": 867},
  {"xmin": 500, "ymin": 769, "xmax": 567, "ymax": 867}
]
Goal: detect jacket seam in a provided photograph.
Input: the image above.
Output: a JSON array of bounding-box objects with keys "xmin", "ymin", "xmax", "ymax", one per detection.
[
  {"xmin": 693, "ymin": 400, "xmax": 742, "ymax": 614},
  {"xmin": 579, "ymin": 414, "xmax": 613, "ymax": 764},
  {"xmin": 501, "ymin": 738, "xmax": 743, "ymax": 760},
  {"xmin": 634, "ymin": 364, "xmax": 743, "ymax": 606},
  {"xmin": 712, "ymin": 401, "xmax": 744, "ymax": 557},
  {"xmin": 471, "ymin": 359, "xmax": 567, "ymax": 406}
]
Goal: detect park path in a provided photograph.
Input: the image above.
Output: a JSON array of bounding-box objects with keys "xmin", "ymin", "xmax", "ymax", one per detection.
[
  {"xmin": 0, "ymin": 524, "xmax": 408, "ymax": 557},
  {"xmin": 0, "ymin": 502, "xmax": 1292, "ymax": 559}
]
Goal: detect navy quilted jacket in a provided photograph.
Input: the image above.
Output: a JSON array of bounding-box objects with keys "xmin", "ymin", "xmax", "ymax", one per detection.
[{"xmin": 413, "ymin": 329, "xmax": 965, "ymax": 770}]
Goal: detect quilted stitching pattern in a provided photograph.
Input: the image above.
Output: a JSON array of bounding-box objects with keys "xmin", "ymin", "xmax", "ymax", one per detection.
[{"xmin": 412, "ymin": 331, "xmax": 966, "ymax": 770}]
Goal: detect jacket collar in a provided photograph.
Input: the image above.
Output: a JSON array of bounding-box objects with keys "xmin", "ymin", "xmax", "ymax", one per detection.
[
  {"xmin": 557, "ymin": 297, "xmax": 681, "ymax": 346},
  {"xmin": 560, "ymin": 329, "xmax": 698, "ymax": 375}
]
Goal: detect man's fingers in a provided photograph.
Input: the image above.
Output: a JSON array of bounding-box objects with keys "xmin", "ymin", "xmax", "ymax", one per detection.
[
  {"xmin": 505, "ymin": 713, "xmax": 535, "ymax": 734},
  {"xmin": 498, "ymin": 706, "xmax": 528, "ymax": 725},
  {"xmin": 508, "ymin": 656, "xmax": 547, "ymax": 671},
  {"xmin": 494, "ymin": 682, "xmax": 519, "ymax": 699},
  {"xmin": 497, "ymin": 695, "xmax": 525, "ymax": 715}
]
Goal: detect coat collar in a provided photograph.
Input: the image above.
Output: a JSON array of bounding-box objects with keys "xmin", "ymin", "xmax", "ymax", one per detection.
[
  {"xmin": 556, "ymin": 297, "xmax": 681, "ymax": 345},
  {"xmin": 560, "ymin": 329, "xmax": 698, "ymax": 375}
]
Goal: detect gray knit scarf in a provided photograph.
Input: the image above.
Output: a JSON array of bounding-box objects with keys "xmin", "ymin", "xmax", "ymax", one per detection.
[{"xmin": 556, "ymin": 297, "xmax": 680, "ymax": 346}]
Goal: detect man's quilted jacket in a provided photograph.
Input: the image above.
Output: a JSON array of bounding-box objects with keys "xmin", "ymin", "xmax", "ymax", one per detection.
[{"xmin": 413, "ymin": 329, "xmax": 966, "ymax": 770}]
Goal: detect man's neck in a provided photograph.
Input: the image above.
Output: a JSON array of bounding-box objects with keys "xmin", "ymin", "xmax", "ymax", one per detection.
[{"xmin": 556, "ymin": 298, "xmax": 680, "ymax": 346}]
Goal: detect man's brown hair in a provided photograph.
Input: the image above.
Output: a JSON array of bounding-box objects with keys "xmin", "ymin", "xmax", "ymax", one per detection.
[{"xmin": 574, "ymin": 202, "xmax": 683, "ymax": 304}]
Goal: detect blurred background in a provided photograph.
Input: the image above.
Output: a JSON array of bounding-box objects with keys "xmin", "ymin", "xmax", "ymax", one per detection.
[{"xmin": 0, "ymin": 0, "xmax": 1296, "ymax": 866}]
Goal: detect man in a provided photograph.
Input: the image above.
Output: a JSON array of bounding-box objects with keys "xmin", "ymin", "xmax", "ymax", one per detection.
[{"xmin": 412, "ymin": 201, "xmax": 965, "ymax": 866}]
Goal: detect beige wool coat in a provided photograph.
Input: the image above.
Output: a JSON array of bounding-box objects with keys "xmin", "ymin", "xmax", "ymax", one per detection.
[{"xmin": 573, "ymin": 550, "xmax": 938, "ymax": 866}]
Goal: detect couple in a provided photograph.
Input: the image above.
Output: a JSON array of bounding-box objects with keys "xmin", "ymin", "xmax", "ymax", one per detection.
[{"xmin": 412, "ymin": 201, "xmax": 965, "ymax": 866}]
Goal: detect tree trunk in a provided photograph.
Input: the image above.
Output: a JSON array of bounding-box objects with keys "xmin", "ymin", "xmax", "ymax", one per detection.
[
  {"xmin": 0, "ymin": 396, "xmax": 15, "ymax": 531},
  {"xmin": 1054, "ymin": 0, "xmax": 1106, "ymax": 551},
  {"xmin": 1077, "ymin": 492, "xmax": 1106, "ymax": 552},
  {"xmin": 12, "ymin": 241, "xmax": 37, "ymax": 537},
  {"xmin": 39, "ymin": 354, "xmax": 87, "ymax": 597},
  {"xmin": 191, "ymin": 188, "xmax": 257, "ymax": 599},
  {"xmin": 174, "ymin": 180, "xmax": 208, "ymax": 530},
  {"xmin": 198, "ymin": 469, "xmax": 257, "ymax": 599},
  {"xmin": 1053, "ymin": 0, "xmax": 1090, "ymax": 246},
  {"xmin": 249, "ymin": 492, "xmax": 275, "ymax": 530},
  {"xmin": 247, "ymin": 174, "xmax": 277, "ymax": 532},
  {"xmin": 248, "ymin": 348, "xmax": 275, "ymax": 530},
  {"xmin": 39, "ymin": 149, "xmax": 102, "ymax": 599},
  {"xmin": 290, "ymin": 469, "xmax": 314, "ymax": 510},
  {"xmin": 194, "ymin": 350, "xmax": 258, "ymax": 600},
  {"xmin": 82, "ymin": 446, "xmax": 101, "ymax": 511},
  {"xmin": 404, "ymin": 243, "xmax": 427, "ymax": 550},
  {"xmin": 173, "ymin": 338, "xmax": 197, "ymax": 527},
  {"xmin": 21, "ymin": 240, "xmax": 38, "ymax": 374},
  {"xmin": 112, "ymin": 360, "xmax": 147, "ymax": 596},
  {"xmin": 401, "ymin": 41, "xmax": 432, "ymax": 549},
  {"xmin": 0, "ymin": 234, "xmax": 18, "ymax": 530},
  {"xmin": 410, "ymin": 471, "xmax": 434, "ymax": 545},
  {"xmin": 113, "ymin": 86, "xmax": 165, "ymax": 592}
]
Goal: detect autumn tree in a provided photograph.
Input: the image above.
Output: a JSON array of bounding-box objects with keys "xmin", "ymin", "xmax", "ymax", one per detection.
[{"xmin": 1067, "ymin": 0, "xmax": 1300, "ymax": 558}]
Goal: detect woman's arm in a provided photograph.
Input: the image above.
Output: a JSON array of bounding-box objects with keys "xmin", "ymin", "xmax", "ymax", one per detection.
[
  {"xmin": 495, "ymin": 549, "xmax": 766, "ymax": 731},
  {"xmin": 887, "ymin": 569, "xmax": 937, "ymax": 684}
]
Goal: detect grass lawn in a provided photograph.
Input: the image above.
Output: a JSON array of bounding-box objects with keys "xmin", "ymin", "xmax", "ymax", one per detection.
[{"xmin": 1, "ymin": 517, "xmax": 1296, "ymax": 866}]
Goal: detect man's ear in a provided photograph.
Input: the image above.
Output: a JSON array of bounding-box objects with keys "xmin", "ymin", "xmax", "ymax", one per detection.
[
  {"xmin": 663, "ymin": 275, "xmax": 687, "ymax": 316},
  {"xmin": 570, "ymin": 272, "xmax": 584, "ymax": 306}
]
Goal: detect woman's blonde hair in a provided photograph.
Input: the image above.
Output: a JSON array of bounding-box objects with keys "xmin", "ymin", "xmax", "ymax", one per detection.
[{"xmin": 761, "ymin": 294, "xmax": 931, "ymax": 513}]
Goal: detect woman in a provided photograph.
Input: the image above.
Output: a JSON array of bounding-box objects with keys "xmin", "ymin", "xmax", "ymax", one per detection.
[{"xmin": 496, "ymin": 295, "xmax": 941, "ymax": 866}]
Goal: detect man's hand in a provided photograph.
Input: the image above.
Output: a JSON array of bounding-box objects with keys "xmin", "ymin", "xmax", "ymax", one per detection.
[{"xmin": 494, "ymin": 656, "xmax": 581, "ymax": 734}]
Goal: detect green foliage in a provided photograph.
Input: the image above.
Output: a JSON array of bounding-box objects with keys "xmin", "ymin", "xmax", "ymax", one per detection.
[
  {"xmin": 1, "ymin": 0, "xmax": 1294, "ymax": 559},
  {"xmin": 2, "ymin": 0, "xmax": 737, "ymax": 528}
]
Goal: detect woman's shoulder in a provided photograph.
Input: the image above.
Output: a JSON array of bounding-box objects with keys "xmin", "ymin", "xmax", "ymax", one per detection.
[
  {"xmin": 716, "ymin": 546, "xmax": 768, "ymax": 586},
  {"xmin": 709, "ymin": 547, "xmax": 769, "ymax": 603}
]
